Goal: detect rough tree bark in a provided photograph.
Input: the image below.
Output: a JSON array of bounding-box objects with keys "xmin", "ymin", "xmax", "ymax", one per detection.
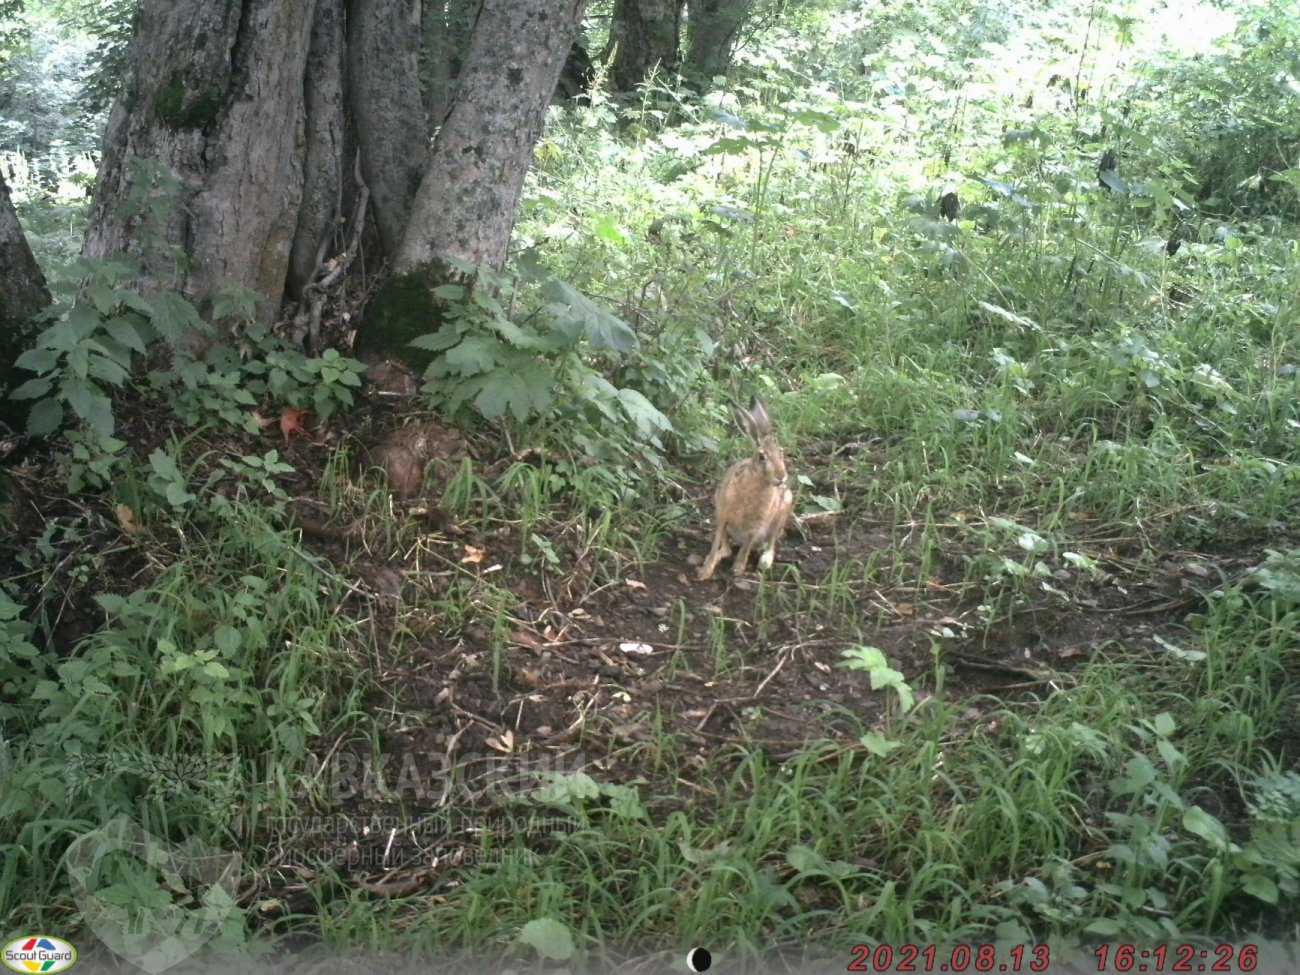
[
  {"xmin": 422, "ymin": 0, "xmax": 481, "ymax": 129},
  {"xmin": 349, "ymin": 0, "xmax": 428, "ymax": 258},
  {"xmin": 684, "ymin": 0, "xmax": 753, "ymax": 83},
  {"xmin": 84, "ymin": 0, "xmax": 320, "ymax": 330},
  {"xmin": 82, "ymin": 0, "xmax": 582, "ymax": 367},
  {"xmin": 395, "ymin": 0, "xmax": 586, "ymax": 275},
  {"xmin": 608, "ymin": 0, "xmax": 682, "ymax": 93},
  {"xmin": 0, "ymin": 166, "xmax": 50, "ymax": 429}
]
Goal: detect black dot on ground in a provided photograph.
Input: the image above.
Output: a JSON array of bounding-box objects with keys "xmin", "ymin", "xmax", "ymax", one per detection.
[{"xmin": 687, "ymin": 946, "xmax": 712, "ymax": 972}]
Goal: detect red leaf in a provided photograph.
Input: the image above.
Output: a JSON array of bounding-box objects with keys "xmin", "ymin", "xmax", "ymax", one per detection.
[{"xmin": 280, "ymin": 407, "xmax": 311, "ymax": 444}]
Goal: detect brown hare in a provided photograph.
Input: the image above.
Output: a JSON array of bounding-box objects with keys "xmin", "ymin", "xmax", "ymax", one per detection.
[{"xmin": 698, "ymin": 396, "xmax": 794, "ymax": 581}]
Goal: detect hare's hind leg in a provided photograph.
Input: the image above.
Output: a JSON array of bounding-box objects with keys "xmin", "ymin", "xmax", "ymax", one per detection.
[{"xmin": 698, "ymin": 523, "xmax": 732, "ymax": 580}]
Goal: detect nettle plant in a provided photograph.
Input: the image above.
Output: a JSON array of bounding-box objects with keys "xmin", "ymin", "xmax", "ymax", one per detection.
[
  {"xmin": 413, "ymin": 259, "xmax": 676, "ymax": 468},
  {"xmin": 11, "ymin": 257, "xmax": 366, "ymax": 491}
]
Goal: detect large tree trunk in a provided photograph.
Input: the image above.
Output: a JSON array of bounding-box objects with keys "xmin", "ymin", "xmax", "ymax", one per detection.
[
  {"xmin": 422, "ymin": 0, "xmax": 482, "ymax": 128},
  {"xmin": 395, "ymin": 0, "xmax": 586, "ymax": 275},
  {"xmin": 0, "ymin": 166, "xmax": 50, "ymax": 429},
  {"xmin": 82, "ymin": 0, "xmax": 579, "ymax": 367},
  {"xmin": 684, "ymin": 0, "xmax": 752, "ymax": 84},
  {"xmin": 82, "ymin": 0, "xmax": 431, "ymax": 340},
  {"xmin": 84, "ymin": 0, "xmax": 320, "ymax": 331},
  {"xmin": 609, "ymin": 0, "xmax": 682, "ymax": 93}
]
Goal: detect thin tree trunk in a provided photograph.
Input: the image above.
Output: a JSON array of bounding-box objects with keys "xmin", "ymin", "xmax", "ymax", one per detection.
[
  {"xmin": 684, "ymin": 0, "xmax": 752, "ymax": 84},
  {"xmin": 609, "ymin": 0, "xmax": 682, "ymax": 93},
  {"xmin": 348, "ymin": 0, "xmax": 428, "ymax": 258},
  {"xmin": 395, "ymin": 0, "xmax": 587, "ymax": 275},
  {"xmin": 286, "ymin": 0, "xmax": 351, "ymax": 303},
  {"xmin": 0, "ymin": 166, "xmax": 50, "ymax": 428}
]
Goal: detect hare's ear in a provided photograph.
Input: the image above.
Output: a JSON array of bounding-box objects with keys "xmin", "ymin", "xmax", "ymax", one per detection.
[
  {"xmin": 748, "ymin": 396, "xmax": 772, "ymax": 435},
  {"xmin": 732, "ymin": 402, "xmax": 757, "ymax": 439}
]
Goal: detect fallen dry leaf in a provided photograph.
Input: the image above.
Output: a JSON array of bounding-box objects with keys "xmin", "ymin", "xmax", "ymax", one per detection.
[
  {"xmin": 510, "ymin": 630, "xmax": 545, "ymax": 651},
  {"xmin": 114, "ymin": 504, "xmax": 141, "ymax": 535},
  {"xmin": 461, "ymin": 545, "xmax": 486, "ymax": 564},
  {"xmin": 279, "ymin": 406, "xmax": 312, "ymax": 444},
  {"xmin": 625, "ymin": 579, "xmax": 648, "ymax": 591}
]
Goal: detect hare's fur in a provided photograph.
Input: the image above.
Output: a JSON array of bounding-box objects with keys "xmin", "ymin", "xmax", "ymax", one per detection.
[{"xmin": 698, "ymin": 397, "xmax": 794, "ymax": 580}]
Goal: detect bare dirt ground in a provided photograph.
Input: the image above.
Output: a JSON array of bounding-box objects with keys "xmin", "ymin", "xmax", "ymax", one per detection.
[
  {"xmin": 243, "ymin": 410, "xmax": 1262, "ymax": 923},
  {"xmin": 2, "ymin": 401, "xmax": 1280, "ymax": 935}
]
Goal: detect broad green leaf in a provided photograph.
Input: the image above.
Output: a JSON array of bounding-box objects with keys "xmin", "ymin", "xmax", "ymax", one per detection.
[
  {"xmin": 1242, "ymin": 874, "xmax": 1279, "ymax": 904},
  {"xmin": 410, "ymin": 325, "xmax": 466, "ymax": 353},
  {"xmin": 9, "ymin": 377, "xmax": 52, "ymax": 400},
  {"xmin": 517, "ymin": 918, "xmax": 574, "ymax": 962},
  {"xmin": 474, "ymin": 367, "xmax": 553, "ymax": 422},
  {"xmin": 87, "ymin": 353, "xmax": 130, "ymax": 386},
  {"xmin": 1084, "ymin": 919, "xmax": 1122, "ymax": 936},
  {"xmin": 89, "ymin": 282, "xmax": 119, "ymax": 315},
  {"xmin": 617, "ymin": 387, "xmax": 671, "ymax": 438},
  {"xmin": 26, "ymin": 398, "xmax": 64, "ymax": 436},
  {"xmin": 62, "ymin": 380, "xmax": 115, "ymax": 436},
  {"xmin": 444, "ymin": 335, "xmax": 503, "ymax": 375},
  {"xmin": 860, "ymin": 730, "xmax": 903, "ymax": 757},
  {"xmin": 150, "ymin": 291, "xmax": 208, "ymax": 342},
  {"xmin": 14, "ymin": 347, "xmax": 58, "ymax": 374},
  {"xmin": 104, "ymin": 317, "xmax": 147, "ymax": 354},
  {"xmin": 704, "ymin": 136, "xmax": 756, "ymax": 154},
  {"xmin": 1182, "ymin": 806, "xmax": 1229, "ymax": 850},
  {"xmin": 149, "ymin": 449, "xmax": 184, "ymax": 481},
  {"xmin": 540, "ymin": 278, "xmax": 636, "ymax": 353},
  {"xmin": 593, "ymin": 215, "xmax": 628, "ymax": 246}
]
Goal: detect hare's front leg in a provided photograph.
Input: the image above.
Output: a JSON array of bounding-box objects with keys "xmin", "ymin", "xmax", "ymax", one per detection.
[
  {"xmin": 697, "ymin": 524, "xmax": 732, "ymax": 580},
  {"xmin": 758, "ymin": 489, "xmax": 794, "ymax": 570},
  {"xmin": 732, "ymin": 538, "xmax": 758, "ymax": 577}
]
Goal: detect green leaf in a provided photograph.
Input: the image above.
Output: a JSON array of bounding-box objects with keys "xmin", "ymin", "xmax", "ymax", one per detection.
[
  {"xmin": 14, "ymin": 347, "xmax": 58, "ymax": 374},
  {"xmin": 1182, "ymin": 806, "xmax": 1229, "ymax": 851},
  {"xmin": 540, "ymin": 278, "xmax": 636, "ymax": 353},
  {"xmin": 9, "ymin": 377, "xmax": 52, "ymax": 400},
  {"xmin": 517, "ymin": 918, "xmax": 574, "ymax": 962},
  {"xmin": 1242, "ymin": 874, "xmax": 1279, "ymax": 904},
  {"xmin": 150, "ymin": 291, "xmax": 208, "ymax": 342},
  {"xmin": 704, "ymin": 136, "xmax": 756, "ymax": 154},
  {"xmin": 534, "ymin": 771, "xmax": 601, "ymax": 803},
  {"xmin": 1084, "ymin": 918, "xmax": 1122, "ymax": 936},
  {"xmin": 444, "ymin": 335, "xmax": 503, "ymax": 375},
  {"xmin": 432, "ymin": 284, "xmax": 465, "ymax": 300},
  {"xmin": 87, "ymin": 353, "xmax": 130, "ymax": 386},
  {"xmin": 859, "ymin": 730, "xmax": 903, "ymax": 757},
  {"xmin": 214, "ymin": 625, "xmax": 242, "ymax": 655},
  {"xmin": 26, "ymin": 398, "xmax": 64, "ymax": 435},
  {"xmin": 104, "ymin": 317, "xmax": 147, "ymax": 354},
  {"xmin": 411, "ymin": 325, "xmax": 466, "ymax": 353},
  {"xmin": 62, "ymin": 380, "xmax": 115, "ymax": 436},
  {"xmin": 786, "ymin": 844, "xmax": 856, "ymax": 879},
  {"xmin": 89, "ymin": 282, "xmax": 119, "ymax": 315},
  {"xmin": 593, "ymin": 215, "xmax": 628, "ymax": 246},
  {"xmin": 617, "ymin": 388, "xmax": 671, "ymax": 438},
  {"xmin": 474, "ymin": 367, "xmax": 553, "ymax": 422},
  {"xmin": 149, "ymin": 449, "xmax": 184, "ymax": 481}
]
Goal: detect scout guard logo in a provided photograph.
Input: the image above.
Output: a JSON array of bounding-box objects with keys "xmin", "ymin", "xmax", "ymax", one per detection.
[
  {"xmin": 1, "ymin": 937, "xmax": 77, "ymax": 973},
  {"xmin": 63, "ymin": 814, "xmax": 241, "ymax": 975}
]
